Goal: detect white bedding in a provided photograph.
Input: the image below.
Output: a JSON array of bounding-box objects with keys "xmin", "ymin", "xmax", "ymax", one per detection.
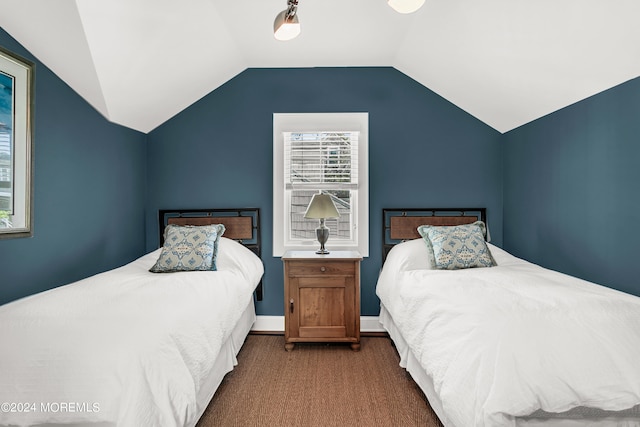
[
  {"xmin": 377, "ymin": 239, "xmax": 640, "ymax": 427},
  {"xmin": 0, "ymin": 237, "xmax": 263, "ymax": 427}
]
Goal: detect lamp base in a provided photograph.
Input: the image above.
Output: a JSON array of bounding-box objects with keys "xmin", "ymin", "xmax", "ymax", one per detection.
[{"xmin": 316, "ymin": 222, "xmax": 330, "ymax": 255}]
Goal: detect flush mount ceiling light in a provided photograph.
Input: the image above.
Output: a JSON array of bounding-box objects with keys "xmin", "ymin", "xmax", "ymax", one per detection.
[
  {"xmin": 274, "ymin": 0, "xmax": 300, "ymax": 41},
  {"xmin": 387, "ymin": 0, "xmax": 425, "ymax": 14}
]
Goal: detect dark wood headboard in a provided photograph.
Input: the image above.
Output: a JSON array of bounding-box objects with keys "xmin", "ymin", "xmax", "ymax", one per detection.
[
  {"xmin": 158, "ymin": 208, "xmax": 263, "ymax": 301},
  {"xmin": 382, "ymin": 208, "xmax": 487, "ymax": 261}
]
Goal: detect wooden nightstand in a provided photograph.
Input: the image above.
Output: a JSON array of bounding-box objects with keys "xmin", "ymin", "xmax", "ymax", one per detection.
[{"xmin": 282, "ymin": 250, "xmax": 362, "ymax": 351}]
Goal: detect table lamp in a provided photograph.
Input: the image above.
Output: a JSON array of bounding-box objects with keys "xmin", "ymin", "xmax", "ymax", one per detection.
[{"xmin": 304, "ymin": 193, "xmax": 340, "ymax": 254}]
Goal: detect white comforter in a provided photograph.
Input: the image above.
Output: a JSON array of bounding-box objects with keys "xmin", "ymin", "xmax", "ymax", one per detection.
[
  {"xmin": 0, "ymin": 237, "xmax": 263, "ymax": 427},
  {"xmin": 377, "ymin": 240, "xmax": 640, "ymax": 427}
]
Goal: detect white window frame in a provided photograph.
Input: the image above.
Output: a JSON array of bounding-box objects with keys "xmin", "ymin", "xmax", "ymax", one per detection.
[
  {"xmin": 0, "ymin": 47, "xmax": 34, "ymax": 239},
  {"xmin": 273, "ymin": 113, "xmax": 369, "ymax": 257}
]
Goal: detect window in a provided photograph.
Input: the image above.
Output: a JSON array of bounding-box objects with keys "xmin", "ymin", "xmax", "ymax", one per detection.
[
  {"xmin": 273, "ymin": 113, "xmax": 368, "ymax": 256},
  {"xmin": 0, "ymin": 47, "xmax": 33, "ymax": 239}
]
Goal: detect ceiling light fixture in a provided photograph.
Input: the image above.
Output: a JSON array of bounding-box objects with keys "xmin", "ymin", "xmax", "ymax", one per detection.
[
  {"xmin": 274, "ymin": 0, "xmax": 300, "ymax": 41},
  {"xmin": 387, "ymin": 0, "xmax": 425, "ymax": 14}
]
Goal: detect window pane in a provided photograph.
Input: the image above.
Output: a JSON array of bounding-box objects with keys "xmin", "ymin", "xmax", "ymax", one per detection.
[
  {"xmin": 290, "ymin": 189, "xmax": 352, "ymax": 240},
  {"xmin": 0, "ymin": 127, "xmax": 10, "ymax": 211},
  {"xmin": 287, "ymin": 131, "xmax": 357, "ymax": 185},
  {"xmin": 0, "ymin": 78, "xmax": 12, "ymax": 226}
]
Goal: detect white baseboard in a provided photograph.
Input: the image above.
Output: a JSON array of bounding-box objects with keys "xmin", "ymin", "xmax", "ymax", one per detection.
[
  {"xmin": 251, "ymin": 315, "xmax": 284, "ymax": 332},
  {"xmin": 251, "ymin": 315, "xmax": 384, "ymax": 333},
  {"xmin": 360, "ymin": 316, "xmax": 385, "ymax": 332}
]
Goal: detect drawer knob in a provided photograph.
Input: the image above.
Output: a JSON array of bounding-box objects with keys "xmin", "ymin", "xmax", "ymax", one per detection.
[{"xmin": 320, "ymin": 266, "xmax": 326, "ymax": 272}]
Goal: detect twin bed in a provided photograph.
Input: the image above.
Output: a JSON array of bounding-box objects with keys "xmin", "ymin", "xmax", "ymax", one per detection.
[
  {"xmin": 0, "ymin": 208, "xmax": 263, "ymax": 427},
  {"xmin": 377, "ymin": 208, "xmax": 640, "ymax": 427}
]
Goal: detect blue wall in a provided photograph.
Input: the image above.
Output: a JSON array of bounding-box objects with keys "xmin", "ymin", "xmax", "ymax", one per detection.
[
  {"xmin": 3, "ymin": 25, "xmax": 636, "ymax": 314},
  {"xmin": 0, "ymin": 29, "xmax": 147, "ymax": 304},
  {"xmin": 503, "ymin": 77, "xmax": 640, "ymax": 297},
  {"xmin": 147, "ymin": 67, "xmax": 503, "ymax": 316}
]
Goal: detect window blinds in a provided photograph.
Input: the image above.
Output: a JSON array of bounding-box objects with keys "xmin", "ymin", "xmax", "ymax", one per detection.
[{"xmin": 284, "ymin": 131, "xmax": 359, "ymax": 190}]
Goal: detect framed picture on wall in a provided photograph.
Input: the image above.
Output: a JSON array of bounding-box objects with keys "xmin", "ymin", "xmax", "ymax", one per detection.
[{"xmin": 0, "ymin": 46, "xmax": 34, "ymax": 239}]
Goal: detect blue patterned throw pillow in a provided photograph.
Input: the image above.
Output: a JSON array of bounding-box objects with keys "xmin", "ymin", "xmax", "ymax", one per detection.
[
  {"xmin": 417, "ymin": 221, "xmax": 495, "ymax": 270},
  {"xmin": 149, "ymin": 224, "xmax": 225, "ymax": 273}
]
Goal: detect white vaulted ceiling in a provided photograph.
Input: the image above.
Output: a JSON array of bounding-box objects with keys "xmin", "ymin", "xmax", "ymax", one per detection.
[{"xmin": 0, "ymin": 0, "xmax": 638, "ymax": 134}]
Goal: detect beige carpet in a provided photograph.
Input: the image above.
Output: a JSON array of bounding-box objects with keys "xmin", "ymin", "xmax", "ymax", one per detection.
[{"xmin": 197, "ymin": 334, "xmax": 444, "ymax": 427}]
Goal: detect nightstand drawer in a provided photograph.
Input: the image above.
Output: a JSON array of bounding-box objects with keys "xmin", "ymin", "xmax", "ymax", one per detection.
[
  {"xmin": 297, "ymin": 276, "xmax": 347, "ymax": 288},
  {"xmin": 287, "ymin": 261, "xmax": 355, "ymax": 277}
]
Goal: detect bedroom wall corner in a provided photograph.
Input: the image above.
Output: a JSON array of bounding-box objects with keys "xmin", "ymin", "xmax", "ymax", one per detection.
[
  {"xmin": 0, "ymin": 27, "xmax": 148, "ymax": 305},
  {"xmin": 502, "ymin": 76, "xmax": 640, "ymax": 297}
]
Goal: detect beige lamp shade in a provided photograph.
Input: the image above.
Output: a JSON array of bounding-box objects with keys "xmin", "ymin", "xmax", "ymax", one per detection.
[{"xmin": 304, "ymin": 193, "xmax": 340, "ymax": 219}]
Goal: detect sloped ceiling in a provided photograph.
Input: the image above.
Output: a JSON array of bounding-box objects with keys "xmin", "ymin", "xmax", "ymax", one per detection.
[{"xmin": 1, "ymin": 0, "xmax": 638, "ymax": 134}]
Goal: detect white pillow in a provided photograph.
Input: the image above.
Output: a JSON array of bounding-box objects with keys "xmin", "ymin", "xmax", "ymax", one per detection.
[
  {"xmin": 486, "ymin": 243, "xmax": 522, "ymax": 266},
  {"xmin": 383, "ymin": 240, "xmax": 522, "ymax": 273},
  {"xmin": 384, "ymin": 238, "xmax": 433, "ymax": 272},
  {"xmin": 216, "ymin": 237, "xmax": 265, "ymax": 285},
  {"xmin": 216, "ymin": 237, "xmax": 260, "ymax": 271}
]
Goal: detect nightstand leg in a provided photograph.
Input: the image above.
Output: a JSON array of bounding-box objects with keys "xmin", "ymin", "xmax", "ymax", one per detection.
[
  {"xmin": 285, "ymin": 343, "xmax": 295, "ymax": 351},
  {"xmin": 350, "ymin": 343, "xmax": 361, "ymax": 352}
]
